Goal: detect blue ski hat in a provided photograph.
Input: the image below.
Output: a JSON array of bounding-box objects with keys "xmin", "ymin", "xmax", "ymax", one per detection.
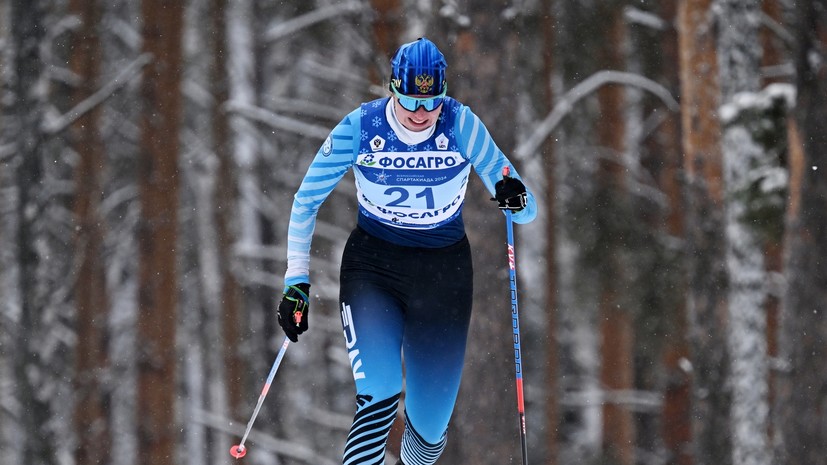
[{"xmin": 389, "ymin": 37, "xmax": 447, "ymax": 96}]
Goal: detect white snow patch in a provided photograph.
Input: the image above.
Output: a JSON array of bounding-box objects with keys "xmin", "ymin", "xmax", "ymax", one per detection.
[{"xmin": 719, "ymin": 83, "xmax": 796, "ymax": 124}]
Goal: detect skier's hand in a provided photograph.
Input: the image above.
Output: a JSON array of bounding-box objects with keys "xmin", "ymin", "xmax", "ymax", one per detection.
[
  {"xmin": 277, "ymin": 283, "xmax": 310, "ymax": 342},
  {"xmin": 492, "ymin": 174, "xmax": 527, "ymax": 211}
]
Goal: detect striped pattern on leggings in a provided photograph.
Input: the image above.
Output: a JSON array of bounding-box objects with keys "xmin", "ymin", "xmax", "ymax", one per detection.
[
  {"xmin": 343, "ymin": 393, "xmax": 400, "ymax": 464},
  {"xmin": 399, "ymin": 412, "xmax": 447, "ymax": 465}
]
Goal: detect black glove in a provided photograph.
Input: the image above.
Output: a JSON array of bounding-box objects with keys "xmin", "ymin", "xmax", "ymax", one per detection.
[
  {"xmin": 492, "ymin": 175, "xmax": 527, "ymax": 211},
  {"xmin": 277, "ymin": 283, "xmax": 310, "ymax": 342}
]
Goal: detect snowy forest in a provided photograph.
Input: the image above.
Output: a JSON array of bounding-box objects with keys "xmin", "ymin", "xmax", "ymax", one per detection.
[{"xmin": 1, "ymin": 0, "xmax": 825, "ymax": 465}]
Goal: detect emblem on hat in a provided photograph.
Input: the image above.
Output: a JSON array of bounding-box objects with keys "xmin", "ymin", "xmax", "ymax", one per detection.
[{"xmin": 415, "ymin": 74, "xmax": 434, "ymax": 94}]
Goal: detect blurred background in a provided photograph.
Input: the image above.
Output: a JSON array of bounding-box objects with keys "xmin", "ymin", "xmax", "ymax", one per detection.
[{"xmin": 1, "ymin": 0, "xmax": 825, "ymax": 465}]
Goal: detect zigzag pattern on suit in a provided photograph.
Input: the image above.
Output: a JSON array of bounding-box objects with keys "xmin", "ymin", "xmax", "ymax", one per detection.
[
  {"xmin": 399, "ymin": 411, "xmax": 447, "ymax": 465},
  {"xmin": 343, "ymin": 393, "xmax": 401, "ymax": 464}
]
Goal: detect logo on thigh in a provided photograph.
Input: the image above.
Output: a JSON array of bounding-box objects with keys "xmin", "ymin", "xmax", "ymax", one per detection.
[{"xmin": 341, "ymin": 302, "xmax": 366, "ymax": 380}]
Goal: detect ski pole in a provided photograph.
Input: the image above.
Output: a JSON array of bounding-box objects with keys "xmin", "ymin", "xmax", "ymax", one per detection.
[
  {"xmin": 502, "ymin": 166, "xmax": 529, "ymax": 465},
  {"xmin": 230, "ymin": 336, "xmax": 291, "ymax": 459}
]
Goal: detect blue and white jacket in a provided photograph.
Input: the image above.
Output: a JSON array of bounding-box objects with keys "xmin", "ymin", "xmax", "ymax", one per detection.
[{"xmin": 284, "ymin": 97, "xmax": 537, "ymax": 287}]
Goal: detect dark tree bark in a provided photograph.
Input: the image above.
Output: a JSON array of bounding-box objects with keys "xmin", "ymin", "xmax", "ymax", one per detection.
[
  {"xmin": 678, "ymin": 1, "xmax": 732, "ymax": 464},
  {"xmin": 593, "ymin": 4, "xmax": 635, "ymax": 465},
  {"xmin": 68, "ymin": 0, "xmax": 111, "ymax": 464},
  {"xmin": 777, "ymin": 1, "xmax": 827, "ymax": 463},
  {"xmin": 540, "ymin": 1, "xmax": 561, "ymax": 463},
  {"xmin": 136, "ymin": 2, "xmax": 184, "ymax": 465},
  {"xmin": 650, "ymin": 3, "xmax": 692, "ymax": 465},
  {"xmin": 209, "ymin": 0, "xmax": 244, "ymax": 426}
]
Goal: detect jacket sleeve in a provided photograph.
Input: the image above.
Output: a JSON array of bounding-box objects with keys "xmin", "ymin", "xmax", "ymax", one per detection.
[
  {"xmin": 455, "ymin": 106, "xmax": 538, "ymax": 224},
  {"xmin": 283, "ymin": 109, "xmax": 359, "ymax": 289}
]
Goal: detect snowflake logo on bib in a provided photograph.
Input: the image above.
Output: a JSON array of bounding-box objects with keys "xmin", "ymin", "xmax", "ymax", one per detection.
[{"xmin": 374, "ymin": 169, "xmax": 390, "ymax": 184}]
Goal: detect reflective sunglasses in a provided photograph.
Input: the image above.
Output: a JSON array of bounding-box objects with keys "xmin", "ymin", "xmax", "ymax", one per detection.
[{"xmin": 391, "ymin": 83, "xmax": 447, "ymax": 112}]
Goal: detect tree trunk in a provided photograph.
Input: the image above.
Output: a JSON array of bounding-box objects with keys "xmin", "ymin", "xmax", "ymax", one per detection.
[
  {"xmin": 595, "ymin": 6, "xmax": 635, "ymax": 465},
  {"xmin": 778, "ymin": 2, "xmax": 827, "ymax": 463},
  {"xmin": 369, "ymin": 0, "xmax": 402, "ymax": 59},
  {"xmin": 650, "ymin": 4, "xmax": 692, "ymax": 465},
  {"xmin": 136, "ymin": 2, "xmax": 184, "ymax": 465},
  {"xmin": 9, "ymin": 1, "xmax": 57, "ymax": 463},
  {"xmin": 210, "ymin": 0, "xmax": 245, "ymax": 441},
  {"xmin": 541, "ymin": 1, "xmax": 560, "ymax": 463},
  {"xmin": 68, "ymin": 0, "xmax": 111, "ymax": 464},
  {"xmin": 716, "ymin": 2, "xmax": 772, "ymax": 464},
  {"xmin": 226, "ymin": 0, "xmax": 269, "ymax": 383},
  {"xmin": 677, "ymin": 1, "xmax": 732, "ymax": 464}
]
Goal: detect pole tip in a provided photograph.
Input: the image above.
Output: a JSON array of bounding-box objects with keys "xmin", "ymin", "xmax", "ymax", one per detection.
[{"xmin": 230, "ymin": 445, "xmax": 247, "ymax": 459}]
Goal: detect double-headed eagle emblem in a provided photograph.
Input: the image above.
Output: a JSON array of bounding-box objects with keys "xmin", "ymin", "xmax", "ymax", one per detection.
[{"xmin": 414, "ymin": 74, "xmax": 434, "ymax": 94}]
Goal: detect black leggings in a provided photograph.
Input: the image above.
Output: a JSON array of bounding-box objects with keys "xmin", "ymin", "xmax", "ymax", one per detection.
[{"xmin": 339, "ymin": 227, "xmax": 473, "ymax": 465}]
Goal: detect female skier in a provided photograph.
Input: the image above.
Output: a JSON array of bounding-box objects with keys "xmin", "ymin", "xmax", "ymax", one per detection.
[{"xmin": 277, "ymin": 37, "xmax": 537, "ymax": 465}]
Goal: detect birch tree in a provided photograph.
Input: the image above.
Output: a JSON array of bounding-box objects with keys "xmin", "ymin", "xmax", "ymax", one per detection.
[
  {"xmin": 227, "ymin": 0, "xmax": 262, "ymax": 259},
  {"xmin": 178, "ymin": 2, "xmax": 228, "ymax": 464},
  {"xmin": 0, "ymin": 1, "xmax": 21, "ymax": 463},
  {"xmin": 552, "ymin": 2, "xmax": 605, "ymax": 462},
  {"xmin": 97, "ymin": 2, "xmax": 144, "ymax": 464},
  {"xmin": 716, "ymin": 1, "xmax": 772, "ymax": 464},
  {"xmin": 7, "ymin": 1, "xmax": 62, "ymax": 463}
]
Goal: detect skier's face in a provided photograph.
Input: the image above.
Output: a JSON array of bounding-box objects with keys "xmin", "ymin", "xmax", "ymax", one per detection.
[{"xmin": 393, "ymin": 96, "xmax": 442, "ymax": 132}]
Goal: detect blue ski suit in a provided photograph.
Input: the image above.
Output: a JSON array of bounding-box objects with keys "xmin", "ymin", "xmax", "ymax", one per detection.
[{"xmin": 284, "ymin": 96, "xmax": 536, "ymax": 465}]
